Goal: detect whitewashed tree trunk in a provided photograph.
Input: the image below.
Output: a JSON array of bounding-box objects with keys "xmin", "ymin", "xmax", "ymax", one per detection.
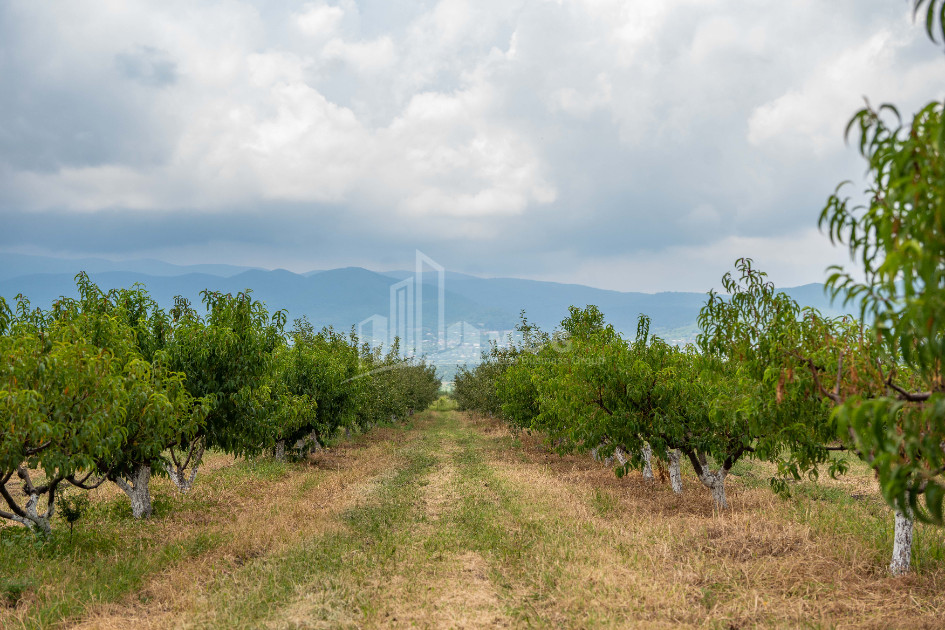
[
  {"xmin": 292, "ymin": 431, "xmax": 323, "ymax": 458},
  {"xmin": 9, "ymin": 493, "xmax": 52, "ymax": 535},
  {"xmin": 685, "ymin": 451, "xmax": 732, "ymax": 510},
  {"xmin": 113, "ymin": 465, "xmax": 153, "ymax": 519},
  {"xmin": 889, "ymin": 509, "xmax": 914, "ymax": 576},
  {"xmin": 594, "ymin": 443, "xmax": 656, "ymax": 482},
  {"xmin": 614, "ymin": 446, "xmax": 628, "ymax": 466},
  {"xmin": 1, "ymin": 468, "xmax": 57, "ymax": 534},
  {"xmin": 668, "ymin": 449, "xmax": 683, "ymax": 494},
  {"xmin": 170, "ymin": 464, "xmax": 200, "ymax": 493},
  {"xmin": 612, "ymin": 446, "xmax": 629, "ymax": 467},
  {"xmin": 641, "ymin": 443, "xmax": 653, "ymax": 481},
  {"xmin": 698, "ymin": 469, "xmax": 728, "ymax": 510},
  {"xmin": 169, "ymin": 441, "xmax": 205, "ymax": 493},
  {"xmin": 591, "ymin": 441, "xmax": 617, "ymax": 465},
  {"xmin": 273, "ymin": 440, "xmax": 286, "ymax": 461}
]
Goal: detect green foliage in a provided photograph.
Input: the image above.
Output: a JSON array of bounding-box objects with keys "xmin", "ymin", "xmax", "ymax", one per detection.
[
  {"xmin": 818, "ymin": 13, "xmax": 945, "ymax": 523},
  {"xmin": 472, "ymin": 289, "xmax": 855, "ymax": 508},
  {"xmin": 430, "ymin": 395, "xmax": 457, "ymax": 412},
  {"xmin": 57, "ymin": 489, "xmax": 90, "ymax": 540},
  {"xmin": 353, "ymin": 338, "xmax": 440, "ymax": 429},
  {"xmin": 267, "ymin": 320, "xmax": 360, "ymax": 455},
  {"xmin": 453, "ymin": 358, "xmax": 507, "ymax": 418},
  {"xmin": 914, "ymin": 0, "xmax": 945, "ymax": 46},
  {"xmin": 0, "ymin": 323, "xmax": 126, "ymax": 480},
  {"xmin": 1, "ymin": 274, "xmax": 441, "ymax": 530},
  {"xmin": 699, "ymin": 259, "xmax": 848, "ymax": 488},
  {"xmin": 0, "ymin": 302, "xmax": 129, "ymax": 531},
  {"xmin": 166, "ymin": 289, "xmax": 283, "ymax": 457},
  {"xmin": 53, "ymin": 277, "xmax": 209, "ymax": 482}
]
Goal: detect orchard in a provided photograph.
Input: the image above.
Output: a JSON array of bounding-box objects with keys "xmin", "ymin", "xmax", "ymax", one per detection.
[{"xmin": 0, "ymin": 278, "xmax": 440, "ymax": 532}]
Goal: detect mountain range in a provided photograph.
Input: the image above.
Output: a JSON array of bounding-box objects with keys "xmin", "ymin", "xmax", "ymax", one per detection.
[{"xmin": 0, "ymin": 253, "xmax": 847, "ymax": 378}]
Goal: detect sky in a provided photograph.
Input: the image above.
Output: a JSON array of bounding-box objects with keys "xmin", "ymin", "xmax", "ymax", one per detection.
[{"xmin": 1, "ymin": 0, "xmax": 943, "ymax": 292}]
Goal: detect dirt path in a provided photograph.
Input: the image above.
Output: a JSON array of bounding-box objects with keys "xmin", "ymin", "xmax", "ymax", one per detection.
[{"xmin": 25, "ymin": 410, "xmax": 945, "ymax": 629}]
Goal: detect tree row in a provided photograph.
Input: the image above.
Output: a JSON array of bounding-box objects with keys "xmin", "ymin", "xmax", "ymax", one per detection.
[{"xmin": 0, "ymin": 275, "xmax": 440, "ymax": 533}]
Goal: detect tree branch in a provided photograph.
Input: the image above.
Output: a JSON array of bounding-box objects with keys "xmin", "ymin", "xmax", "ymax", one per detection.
[
  {"xmin": 0, "ymin": 478, "xmax": 28, "ymax": 519},
  {"xmin": 594, "ymin": 386, "xmax": 614, "ymax": 416},
  {"xmin": 23, "ymin": 441, "xmax": 51, "ymax": 456},
  {"xmin": 835, "ymin": 352, "xmax": 844, "ymax": 397},
  {"xmin": 684, "ymin": 448, "xmax": 704, "ymax": 478},
  {"xmin": 67, "ymin": 471, "xmax": 108, "ymax": 490},
  {"xmin": 790, "ymin": 351, "xmax": 842, "ymax": 404},
  {"xmin": 40, "ymin": 480, "xmax": 60, "ymax": 519},
  {"xmin": 112, "ymin": 475, "xmax": 133, "ymax": 495},
  {"xmin": 16, "ymin": 466, "xmax": 38, "ymax": 494},
  {"xmin": 886, "ymin": 378, "xmax": 932, "ymax": 402}
]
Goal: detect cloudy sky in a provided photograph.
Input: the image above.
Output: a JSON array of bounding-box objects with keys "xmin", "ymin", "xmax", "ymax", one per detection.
[{"xmin": 1, "ymin": 0, "xmax": 942, "ymax": 292}]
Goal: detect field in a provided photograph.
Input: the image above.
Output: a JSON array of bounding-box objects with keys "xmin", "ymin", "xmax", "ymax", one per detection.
[{"xmin": 3, "ymin": 409, "xmax": 945, "ymax": 629}]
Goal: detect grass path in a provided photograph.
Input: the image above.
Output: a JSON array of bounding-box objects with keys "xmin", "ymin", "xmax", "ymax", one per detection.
[{"xmin": 7, "ymin": 410, "xmax": 945, "ymax": 629}]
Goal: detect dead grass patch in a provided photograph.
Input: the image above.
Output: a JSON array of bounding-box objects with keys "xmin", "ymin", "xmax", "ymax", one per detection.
[
  {"xmin": 358, "ymin": 550, "xmax": 512, "ymax": 630},
  {"xmin": 421, "ymin": 444, "xmax": 459, "ymax": 523},
  {"xmin": 11, "ymin": 410, "xmax": 945, "ymax": 629},
  {"xmin": 59, "ymin": 424, "xmax": 418, "ymax": 630},
  {"xmin": 268, "ymin": 411, "xmax": 515, "ymax": 630},
  {"xmin": 472, "ymin": 412, "xmax": 945, "ymax": 629}
]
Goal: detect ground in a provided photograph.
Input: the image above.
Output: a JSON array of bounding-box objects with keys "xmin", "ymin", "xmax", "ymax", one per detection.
[{"xmin": 3, "ymin": 410, "xmax": 945, "ymax": 629}]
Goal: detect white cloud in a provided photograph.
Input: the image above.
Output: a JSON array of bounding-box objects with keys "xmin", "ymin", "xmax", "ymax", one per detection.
[
  {"xmin": 247, "ymin": 51, "xmax": 311, "ymax": 87},
  {"xmin": 748, "ymin": 27, "xmax": 944, "ymax": 157},
  {"xmin": 295, "ymin": 3, "xmax": 345, "ymax": 38},
  {"xmin": 530, "ymin": 228, "xmax": 854, "ymax": 293},
  {"xmin": 2, "ymin": 0, "xmax": 943, "ymax": 289},
  {"xmin": 322, "ymin": 35, "xmax": 397, "ymax": 73},
  {"xmin": 747, "ymin": 31, "xmax": 895, "ymax": 156},
  {"xmin": 550, "ymin": 73, "xmax": 612, "ymax": 118}
]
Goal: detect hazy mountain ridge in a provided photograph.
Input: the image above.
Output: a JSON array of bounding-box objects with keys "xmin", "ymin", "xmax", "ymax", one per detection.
[
  {"xmin": 0, "ymin": 252, "xmax": 257, "ymax": 282},
  {"xmin": 0, "ymin": 254, "xmax": 848, "ymax": 368}
]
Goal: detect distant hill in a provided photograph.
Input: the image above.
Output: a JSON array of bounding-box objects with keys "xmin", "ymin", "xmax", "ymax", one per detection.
[
  {"xmin": 0, "ymin": 252, "xmax": 256, "ymax": 282},
  {"xmin": 0, "ymin": 253, "xmax": 849, "ymax": 379},
  {"xmin": 381, "ymin": 270, "xmax": 845, "ymax": 339}
]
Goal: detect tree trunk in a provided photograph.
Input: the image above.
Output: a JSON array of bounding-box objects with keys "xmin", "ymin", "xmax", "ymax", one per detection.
[
  {"xmin": 697, "ymin": 469, "xmax": 728, "ymax": 510},
  {"xmin": 889, "ymin": 509, "xmax": 914, "ymax": 576},
  {"xmin": 169, "ymin": 441, "xmax": 204, "ymax": 493},
  {"xmin": 612, "ymin": 446, "xmax": 629, "ymax": 467},
  {"xmin": 684, "ymin": 450, "xmax": 729, "ymax": 510},
  {"xmin": 641, "ymin": 443, "xmax": 654, "ymax": 481},
  {"xmin": 273, "ymin": 440, "xmax": 286, "ymax": 461},
  {"xmin": 668, "ymin": 449, "xmax": 683, "ymax": 494},
  {"xmin": 113, "ymin": 465, "xmax": 153, "ymax": 519},
  {"xmin": 592, "ymin": 441, "xmax": 613, "ymax": 464},
  {"xmin": 1, "ymin": 469, "xmax": 56, "ymax": 534},
  {"xmin": 10, "ymin": 493, "xmax": 52, "ymax": 535}
]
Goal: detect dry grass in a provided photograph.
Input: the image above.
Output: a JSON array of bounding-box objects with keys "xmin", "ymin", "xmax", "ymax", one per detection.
[
  {"xmin": 364, "ymin": 431, "xmax": 511, "ymax": 630},
  {"xmin": 6, "ymin": 411, "xmax": 945, "ymax": 629},
  {"xmin": 475, "ymin": 414, "xmax": 945, "ymax": 628},
  {"xmin": 0, "ymin": 423, "xmax": 414, "ymax": 630}
]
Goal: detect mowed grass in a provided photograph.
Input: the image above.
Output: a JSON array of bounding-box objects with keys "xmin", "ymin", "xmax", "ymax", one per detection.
[
  {"xmin": 0, "ymin": 421, "xmax": 413, "ymax": 629},
  {"xmin": 3, "ymin": 410, "xmax": 945, "ymax": 628}
]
